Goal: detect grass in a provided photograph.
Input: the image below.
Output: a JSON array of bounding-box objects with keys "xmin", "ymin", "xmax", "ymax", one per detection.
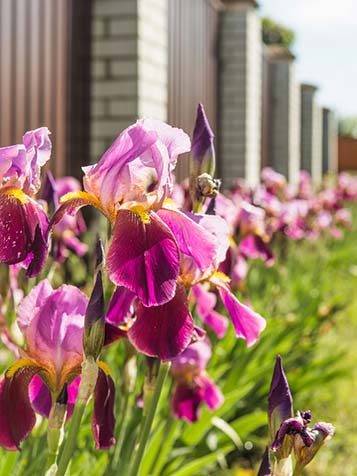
[{"xmin": 1, "ymin": 206, "xmax": 357, "ymax": 475}]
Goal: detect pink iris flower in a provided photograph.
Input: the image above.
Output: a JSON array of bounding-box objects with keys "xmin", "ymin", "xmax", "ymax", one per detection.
[
  {"xmin": 0, "ymin": 128, "xmax": 51, "ymax": 276},
  {"xmin": 170, "ymin": 338, "xmax": 223, "ymax": 422},
  {"xmin": 51, "ymin": 119, "xmax": 200, "ymax": 308},
  {"xmin": 52, "ymin": 119, "xmax": 240, "ymax": 359},
  {"xmin": 43, "ymin": 173, "xmax": 88, "ymax": 262},
  {"xmin": 0, "ymin": 280, "xmax": 115, "ymax": 450}
]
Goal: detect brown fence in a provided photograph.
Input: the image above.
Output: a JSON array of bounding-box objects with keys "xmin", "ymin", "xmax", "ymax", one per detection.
[
  {"xmin": 338, "ymin": 136, "xmax": 357, "ymax": 171},
  {"xmin": 0, "ymin": 0, "xmax": 91, "ymax": 178},
  {"xmin": 168, "ymin": 0, "xmax": 221, "ymax": 182}
]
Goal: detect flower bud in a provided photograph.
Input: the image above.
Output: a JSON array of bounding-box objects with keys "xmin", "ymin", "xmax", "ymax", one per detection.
[
  {"xmin": 257, "ymin": 447, "xmax": 272, "ymax": 476},
  {"xmin": 83, "ymin": 271, "xmax": 105, "ymax": 360},
  {"xmin": 268, "ymin": 356, "xmax": 293, "ymax": 443},
  {"xmin": 191, "ymin": 103, "xmax": 216, "ymax": 177}
]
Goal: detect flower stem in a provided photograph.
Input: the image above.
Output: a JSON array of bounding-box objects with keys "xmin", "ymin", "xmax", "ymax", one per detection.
[
  {"xmin": 56, "ymin": 400, "xmax": 86, "ymax": 476},
  {"xmin": 56, "ymin": 357, "xmax": 98, "ymax": 476},
  {"xmin": 272, "ymin": 456, "xmax": 293, "ymax": 476},
  {"xmin": 46, "ymin": 402, "xmax": 66, "ymax": 470},
  {"xmin": 127, "ymin": 361, "xmax": 170, "ymax": 476}
]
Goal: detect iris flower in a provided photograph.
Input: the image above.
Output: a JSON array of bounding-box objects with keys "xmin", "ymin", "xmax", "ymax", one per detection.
[
  {"xmin": 0, "ymin": 128, "xmax": 51, "ymax": 276},
  {"xmin": 43, "ymin": 172, "xmax": 88, "ymax": 262},
  {"xmin": 170, "ymin": 338, "xmax": 223, "ymax": 422},
  {"xmin": 0, "ymin": 280, "xmax": 115, "ymax": 450},
  {"xmin": 51, "ymin": 119, "xmax": 236, "ymax": 359}
]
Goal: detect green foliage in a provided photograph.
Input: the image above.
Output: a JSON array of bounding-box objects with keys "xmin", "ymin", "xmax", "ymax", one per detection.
[
  {"xmin": 1, "ymin": 209, "xmax": 356, "ymax": 475},
  {"xmin": 262, "ymin": 17, "xmax": 295, "ymax": 49},
  {"xmin": 338, "ymin": 116, "xmax": 357, "ymax": 139}
]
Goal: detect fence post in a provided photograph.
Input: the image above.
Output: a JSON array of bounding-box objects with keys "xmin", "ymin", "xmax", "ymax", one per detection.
[
  {"xmin": 90, "ymin": 0, "xmax": 168, "ymax": 163},
  {"xmin": 322, "ymin": 108, "xmax": 338, "ymax": 174},
  {"xmin": 262, "ymin": 46, "xmax": 300, "ymax": 187},
  {"xmin": 300, "ymin": 84, "xmax": 323, "ymax": 183},
  {"xmin": 218, "ymin": 0, "xmax": 262, "ymax": 188}
]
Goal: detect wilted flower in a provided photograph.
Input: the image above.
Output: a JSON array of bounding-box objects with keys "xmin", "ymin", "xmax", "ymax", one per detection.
[
  {"xmin": 268, "ymin": 355, "xmax": 334, "ymax": 475},
  {"xmin": 0, "ymin": 280, "xmax": 115, "ymax": 450},
  {"xmin": 0, "ymin": 128, "xmax": 51, "ymax": 276},
  {"xmin": 170, "ymin": 338, "xmax": 223, "ymax": 422}
]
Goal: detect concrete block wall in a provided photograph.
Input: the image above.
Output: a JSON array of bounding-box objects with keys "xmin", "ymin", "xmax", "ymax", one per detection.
[
  {"xmin": 322, "ymin": 108, "xmax": 338, "ymax": 174},
  {"xmin": 311, "ymin": 103, "xmax": 323, "ymax": 182},
  {"xmin": 90, "ymin": 0, "xmax": 168, "ymax": 163},
  {"xmin": 288, "ymin": 62, "xmax": 301, "ymax": 187},
  {"xmin": 219, "ymin": 1, "xmax": 262, "ymax": 188},
  {"xmin": 300, "ymin": 84, "xmax": 323, "ymax": 183},
  {"xmin": 262, "ymin": 47, "xmax": 300, "ymax": 187}
]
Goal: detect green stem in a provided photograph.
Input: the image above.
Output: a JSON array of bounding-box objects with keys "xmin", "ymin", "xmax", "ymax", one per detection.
[
  {"xmin": 46, "ymin": 400, "xmax": 67, "ymax": 471},
  {"xmin": 292, "ymin": 463, "xmax": 304, "ymax": 476},
  {"xmin": 127, "ymin": 362, "xmax": 170, "ymax": 476},
  {"xmin": 56, "ymin": 401, "xmax": 86, "ymax": 476},
  {"xmin": 56, "ymin": 357, "xmax": 98, "ymax": 476},
  {"xmin": 150, "ymin": 416, "xmax": 177, "ymax": 476},
  {"xmin": 110, "ymin": 390, "xmax": 131, "ymax": 471}
]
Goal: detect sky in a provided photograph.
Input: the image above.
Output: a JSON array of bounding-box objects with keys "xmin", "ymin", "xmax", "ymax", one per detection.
[{"xmin": 259, "ymin": 0, "xmax": 357, "ymax": 118}]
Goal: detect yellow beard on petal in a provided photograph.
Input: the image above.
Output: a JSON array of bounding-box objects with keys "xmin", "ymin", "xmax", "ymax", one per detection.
[
  {"xmin": 6, "ymin": 358, "xmax": 38, "ymax": 378},
  {"xmin": 98, "ymin": 361, "xmax": 112, "ymax": 375},
  {"xmin": 130, "ymin": 205, "xmax": 151, "ymax": 224},
  {"xmin": 210, "ymin": 271, "xmax": 231, "ymax": 283},
  {"xmin": 0, "ymin": 188, "xmax": 29, "ymax": 204}
]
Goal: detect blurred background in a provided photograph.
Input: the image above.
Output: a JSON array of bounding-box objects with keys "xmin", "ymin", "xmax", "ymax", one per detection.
[{"xmin": 0, "ymin": 0, "xmax": 356, "ymax": 185}]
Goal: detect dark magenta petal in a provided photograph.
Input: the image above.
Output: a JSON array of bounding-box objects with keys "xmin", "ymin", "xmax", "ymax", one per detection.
[
  {"xmin": 214, "ymin": 280, "xmax": 266, "ymax": 346},
  {"xmin": 0, "ymin": 365, "xmax": 38, "ymax": 450},
  {"xmin": 29, "ymin": 374, "xmax": 80, "ymax": 422},
  {"xmin": 157, "ymin": 208, "xmax": 217, "ymax": 271},
  {"xmin": 92, "ymin": 368, "xmax": 116, "ymax": 450},
  {"xmin": 107, "ymin": 210, "xmax": 179, "ymax": 307},
  {"xmin": 128, "ymin": 284, "xmax": 194, "ymax": 360},
  {"xmin": 239, "ymin": 235, "xmax": 274, "ymax": 266},
  {"xmin": 0, "ymin": 193, "xmax": 31, "ymax": 264},
  {"xmin": 268, "ymin": 356, "xmax": 293, "ymax": 438},
  {"xmin": 29, "ymin": 374, "xmax": 52, "ymax": 418},
  {"xmin": 104, "ymin": 323, "xmax": 127, "ymax": 346},
  {"xmin": 197, "ymin": 374, "xmax": 224, "ymax": 411},
  {"xmin": 171, "ymin": 382, "xmax": 202, "ymax": 423},
  {"xmin": 257, "ymin": 448, "xmax": 272, "ymax": 476},
  {"xmin": 192, "ymin": 285, "xmax": 228, "ymax": 338},
  {"xmin": 26, "ymin": 224, "xmax": 48, "ymax": 278},
  {"xmin": 204, "ymin": 311, "xmax": 229, "ymax": 339},
  {"xmin": 271, "ymin": 418, "xmax": 314, "ymax": 451},
  {"xmin": 106, "ymin": 286, "xmax": 135, "ymax": 325}
]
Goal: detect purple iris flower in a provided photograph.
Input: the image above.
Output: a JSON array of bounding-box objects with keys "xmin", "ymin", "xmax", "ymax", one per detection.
[
  {"xmin": 170, "ymin": 338, "xmax": 223, "ymax": 422},
  {"xmin": 191, "ymin": 284, "xmax": 228, "ymax": 339},
  {"xmin": 51, "ymin": 119, "xmax": 201, "ymax": 308},
  {"xmin": 104, "ymin": 284, "xmax": 194, "ymax": 361},
  {"xmin": 0, "ymin": 280, "xmax": 115, "ymax": 450},
  {"xmin": 0, "ymin": 128, "xmax": 51, "ymax": 276},
  {"xmin": 43, "ymin": 173, "xmax": 88, "ymax": 262},
  {"xmin": 174, "ymin": 211, "xmax": 266, "ymax": 347}
]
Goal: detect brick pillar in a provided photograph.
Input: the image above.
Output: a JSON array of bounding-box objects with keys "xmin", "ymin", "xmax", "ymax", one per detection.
[
  {"xmin": 219, "ymin": 0, "xmax": 262, "ymax": 188},
  {"xmin": 300, "ymin": 84, "xmax": 323, "ymax": 183},
  {"xmin": 90, "ymin": 0, "xmax": 168, "ymax": 163},
  {"xmin": 264, "ymin": 46, "xmax": 300, "ymax": 187},
  {"xmin": 322, "ymin": 108, "xmax": 338, "ymax": 174}
]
